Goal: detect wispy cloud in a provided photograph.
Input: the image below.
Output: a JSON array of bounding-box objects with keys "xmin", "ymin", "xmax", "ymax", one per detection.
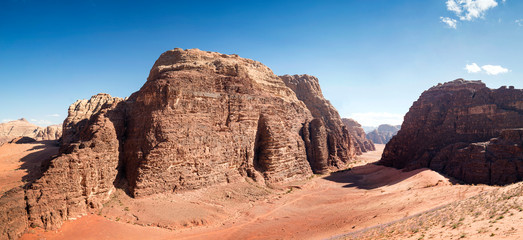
[
  {"xmin": 481, "ymin": 64, "xmax": 510, "ymax": 75},
  {"xmin": 440, "ymin": 17, "xmax": 458, "ymax": 28},
  {"xmin": 30, "ymin": 119, "xmax": 53, "ymax": 126},
  {"xmin": 47, "ymin": 114, "xmax": 60, "ymax": 117},
  {"xmin": 465, "ymin": 63, "xmax": 482, "ymax": 73},
  {"xmin": 1, "ymin": 119, "xmax": 14, "ymax": 123},
  {"xmin": 465, "ymin": 62, "xmax": 510, "ymax": 75},
  {"xmin": 516, "ymin": 19, "xmax": 523, "ymax": 26},
  {"xmin": 348, "ymin": 112, "xmax": 404, "ymax": 127},
  {"xmin": 441, "ymin": 0, "xmax": 499, "ymax": 28}
]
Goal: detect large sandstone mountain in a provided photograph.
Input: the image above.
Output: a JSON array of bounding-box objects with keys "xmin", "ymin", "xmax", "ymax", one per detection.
[
  {"xmin": 380, "ymin": 79, "xmax": 523, "ymax": 185},
  {"xmin": 20, "ymin": 48, "xmax": 358, "ymax": 232},
  {"xmin": 366, "ymin": 124, "xmax": 400, "ymax": 144},
  {"xmin": 342, "ymin": 118, "xmax": 376, "ymax": 152},
  {"xmin": 0, "ymin": 119, "xmax": 62, "ymax": 145},
  {"xmin": 281, "ymin": 74, "xmax": 358, "ymax": 170}
]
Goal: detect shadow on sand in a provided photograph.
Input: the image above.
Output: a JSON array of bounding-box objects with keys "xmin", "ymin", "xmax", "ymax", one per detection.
[
  {"xmin": 323, "ymin": 162, "xmax": 433, "ymax": 190},
  {"xmin": 18, "ymin": 140, "xmax": 60, "ymax": 185}
]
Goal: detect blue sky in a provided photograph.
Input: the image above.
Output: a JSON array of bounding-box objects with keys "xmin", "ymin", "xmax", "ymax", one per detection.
[{"xmin": 1, "ymin": 0, "xmax": 522, "ymax": 127}]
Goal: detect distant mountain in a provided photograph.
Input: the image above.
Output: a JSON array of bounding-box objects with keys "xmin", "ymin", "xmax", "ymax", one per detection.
[
  {"xmin": 0, "ymin": 118, "xmax": 62, "ymax": 145},
  {"xmin": 366, "ymin": 124, "xmax": 400, "ymax": 144},
  {"xmin": 362, "ymin": 126, "xmax": 377, "ymax": 133}
]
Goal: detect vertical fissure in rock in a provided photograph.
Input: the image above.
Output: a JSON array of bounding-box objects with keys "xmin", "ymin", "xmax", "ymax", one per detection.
[{"xmin": 253, "ymin": 114, "xmax": 269, "ymax": 173}]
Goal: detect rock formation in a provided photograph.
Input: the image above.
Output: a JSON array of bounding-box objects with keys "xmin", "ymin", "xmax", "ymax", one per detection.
[
  {"xmin": 23, "ymin": 48, "xmax": 356, "ymax": 231},
  {"xmin": 0, "ymin": 119, "xmax": 62, "ymax": 145},
  {"xmin": 342, "ymin": 118, "xmax": 376, "ymax": 152},
  {"xmin": 366, "ymin": 124, "xmax": 400, "ymax": 144},
  {"xmin": 380, "ymin": 79, "xmax": 523, "ymax": 185},
  {"xmin": 280, "ymin": 74, "xmax": 358, "ymax": 171}
]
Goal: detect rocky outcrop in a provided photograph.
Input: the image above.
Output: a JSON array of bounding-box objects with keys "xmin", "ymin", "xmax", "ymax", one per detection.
[
  {"xmin": 24, "ymin": 48, "xmax": 355, "ymax": 231},
  {"xmin": 342, "ymin": 118, "xmax": 375, "ymax": 152},
  {"xmin": 35, "ymin": 125, "xmax": 62, "ymax": 141},
  {"xmin": 430, "ymin": 129, "xmax": 523, "ymax": 185},
  {"xmin": 0, "ymin": 188, "xmax": 28, "ymax": 240},
  {"xmin": 280, "ymin": 74, "xmax": 357, "ymax": 172},
  {"xmin": 61, "ymin": 93, "xmax": 123, "ymax": 146},
  {"xmin": 26, "ymin": 95, "xmax": 125, "ymax": 230},
  {"xmin": 0, "ymin": 119, "xmax": 62, "ymax": 145},
  {"xmin": 366, "ymin": 124, "xmax": 400, "ymax": 144},
  {"xmin": 380, "ymin": 79, "xmax": 523, "ymax": 185}
]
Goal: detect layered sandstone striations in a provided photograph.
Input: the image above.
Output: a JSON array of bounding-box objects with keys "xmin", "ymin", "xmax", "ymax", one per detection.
[
  {"xmin": 24, "ymin": 48, "xmax": 355, "ymax": 231},
  {"xmin": 342, "ymin": 118, "xmax": 376, "ymax": 152},
  {"xmin": 366, "ymin": 124, "xmax": 400, "ymax": 144},
  {"xmin": 281, "ymin": 74, "xmax": 357, "ymax": 172},
  {"xmin": 380, "ymin": 79, "xmax": 523, "ymax": 185},
  {"xmin": 0, "ymin": 119, "xmax": 62, "ymax": 145}
]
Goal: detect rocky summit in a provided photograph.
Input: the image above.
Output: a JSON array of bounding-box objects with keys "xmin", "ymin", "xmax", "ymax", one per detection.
[
  {"xmin": 342, "ymin": 118, "xmax": 376, "ymax": 153},
  {"xmin": 380, "ymin": 79, "xmax": 523, "ymax": 185},
  {"xmin": 21, "ymin": 48, "xmax": 358, "ymax": 231}
]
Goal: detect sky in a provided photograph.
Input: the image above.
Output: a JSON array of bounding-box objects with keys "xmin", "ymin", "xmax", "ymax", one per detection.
[{"xmin": 1, "ymin": 0, "xmax": 522, "ymax": 127}]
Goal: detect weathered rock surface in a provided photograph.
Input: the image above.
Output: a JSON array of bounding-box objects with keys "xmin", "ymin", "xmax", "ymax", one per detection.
[
  {"xmin": 342, "ymin": 118, "xmax": 376, "ymax": 152},
  {"xmin": 380, "ymin": 79, "xmax": 523, "ymax": 185},
  {"xmin": 23, "ymin": 48, "xmax": 355, "ymax": 231},
  {"xmin": 280, "ymin": 74, "xmax": 357, "ymax": 172},
  {"xmin": 26, "ymin": 94, "xmax": 125, "ymax": 230},
  {"xmin": 35, "ymin": 125, "xmax": 62, "ymax": 141},
  {"xmin": 0, "ymin": 119, "xmax": 62, "ymax": 145},
  {"xmin": 0, "ymin": 187, "xmax": 28, "ymax": 240},
  {"xmin": 366, "ymin": 124, "xmax": 400, "ymax": 144}
]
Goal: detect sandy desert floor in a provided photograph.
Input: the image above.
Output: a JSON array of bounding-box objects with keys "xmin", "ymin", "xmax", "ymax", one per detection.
[
  {"xmin": 0, "ymin": 140, "xmax": 58, "ymax": 196},
  {"xmin": 13, "ymin": 144, "xmax": 518, "ymax": 239}
]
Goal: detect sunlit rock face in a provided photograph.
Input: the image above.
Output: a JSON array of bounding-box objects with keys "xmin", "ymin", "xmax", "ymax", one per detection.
[{"xmin": 381, "ymin": 79, "xmax": 523, "ymax": 185}]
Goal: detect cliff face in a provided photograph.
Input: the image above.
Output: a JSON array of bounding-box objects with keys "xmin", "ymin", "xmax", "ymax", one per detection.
[
  {"xmin": 23, "ymin": 48, "xmax": 355, "ymax": 231},
  {"xmin": 124, "ymin": 50, "xmax": 314, "ymax": 197},
  {"xmin": 342, "ymin": 118, "xmax": 376, "ymax": 152},
  {"xmin": 380, "ymin": 79, "xmax": 523, "ymax": 185},
  {"xmin": 281, "ymin": 74, "xmax": 357, "ymax": 172},
  {"xmin": 366, "ymin": 124, "xmax": 400, "ymax": 144}
]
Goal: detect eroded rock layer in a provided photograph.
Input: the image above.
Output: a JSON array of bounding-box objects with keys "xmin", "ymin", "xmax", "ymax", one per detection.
[
  {"xmin": 281, "ymin": 74, "xmax": 357, "ymax": 173},
  {"xmin": 380, "ymin": 79, "xmax": 523, "ymax": 185},
  {"xmin": 23, "ymin": 48, "xmax": 354, "ymax": 231},
  {"xmin": 342, "ymin": 118, "xmax": 376, "ymax": 152}
]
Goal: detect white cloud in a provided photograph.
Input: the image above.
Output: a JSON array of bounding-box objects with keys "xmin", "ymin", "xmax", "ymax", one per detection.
[
  {"xmin": 440, "ymin": 17, "xmax": 458, "ymax": 28},
  {"xmin": 481, "ymin": 64, "xmax": 510, "ymax": 75},
  {"xmin": 516, "ymin": 19, "xmax": 523, "ymax": 26},
  {"xmin": 47, "ymin": 114, "xmax": 60, "ymax": 117},
  {"xmin": 464, "ymin": 63, "xmax": 510, "ymax": 75},
  {"xmin": 1, "ymin": 119, "xmax": 14, "ymax": 123},
  {"xmin": 348, "ymin": 112, "xmax": 404, "ymax": 127},
  {"xmin": 465, "ymin": 63, "xmax": 482, "ymax": 73},
  {"xmin": 446, "ymin": 0, "xmax": 499, "ymax": 21},
  {"xmin": 447, "ymin": 0, "xmax": 463, "ymax": 14}
]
